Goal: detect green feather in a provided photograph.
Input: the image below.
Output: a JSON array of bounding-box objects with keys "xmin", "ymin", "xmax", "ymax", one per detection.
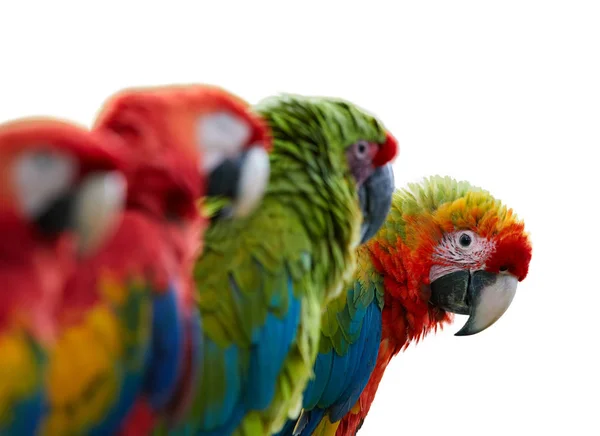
[{"xmin": 177, "ymin": 94, "xmax": 391, "ymax": 436}]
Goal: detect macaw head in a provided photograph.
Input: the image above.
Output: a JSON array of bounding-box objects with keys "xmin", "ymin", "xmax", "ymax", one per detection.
[
  {"xmin": 0, "ymin": 118, "xmax": 126, "ymax": 338},
  {"xmin": 254, "ymin": 94, "xmax": 399, "ymax": 245},
  {"xmin": 93, "ymin": 84, "xmax": 272, "ymax": 222},
  {"xmin": 0, "ymin": 118, "xmax": 126, "ymax": 258},
  {"xmin": 395, "ymin": 175, "xmax": 532, "ymax": 335}
]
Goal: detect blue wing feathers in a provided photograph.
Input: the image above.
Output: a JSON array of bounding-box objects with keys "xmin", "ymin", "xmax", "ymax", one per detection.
[
  {"xmin": 329, "ymin": 303, "xmax": 381, "ymax": 422},
  {"xmin": 302, "ymin": 352, "xmax": 333, "ymax": 410},
  {"xmin": 145, "ymin": 283, "xmax": 185, "ymax": 409},
  {"xmin": 275, "ymin": 286, "xmax": 383, "ymax": 436},
  {"xmin": 193, "ymin": 273, "xmax": 301, "ymax": 436},
  {"xmin": 245, "ymin": 276, "xmax": 301, "ymax": 411}
]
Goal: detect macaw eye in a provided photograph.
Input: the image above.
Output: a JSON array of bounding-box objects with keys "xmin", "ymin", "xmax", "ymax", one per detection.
[
  {"xmin": 455, "ymin": 230, "xmax": 477, "ymax": 250},
  {"xmin": 12, "ymin": 148, "xmax": 78, "ymax": 219},
  {"xmin": 353, "ymin": 141, "xmax": 370, "ymax": 160},
  {"xmin": 459, "ymin": 233, "xmax": 472, "ymax": 247}
]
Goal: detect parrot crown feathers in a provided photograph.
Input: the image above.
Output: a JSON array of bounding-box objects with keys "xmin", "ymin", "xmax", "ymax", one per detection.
[
  {"xmin": 254, "ymin": 94, "xmax": 389, "ymax": 168},
  {"xmin": 380, "ymin": 175, "xmax": 528, "ymax": 243}
]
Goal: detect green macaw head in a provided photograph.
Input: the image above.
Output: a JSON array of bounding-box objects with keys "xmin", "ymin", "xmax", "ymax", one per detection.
[{"xmin": 254, "ymin": 94, "xmax": 399, "ymax": 245}]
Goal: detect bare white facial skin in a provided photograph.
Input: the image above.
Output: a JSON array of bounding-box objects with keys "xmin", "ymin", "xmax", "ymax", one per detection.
[
  {"xmin": 197, "ymin": 112, "xmax": 252, "ymax": 172},
  {"xmin": 12, "ymin": 147, "xmax": 126, "ymax": 255},
  {"xmin": 429, "ymin": 229, "xmax": 520, "ymax": 336},
  {"xmin": 13, "ymin": 149, "xmax": 77, "ymax": 219},
  {"xmin": 196, "ymin": 111, "xmax": 271, "ymax": 219},
  {"xmin": 429, "ymin": 229, "xmax": 495, "ymax": 283}
]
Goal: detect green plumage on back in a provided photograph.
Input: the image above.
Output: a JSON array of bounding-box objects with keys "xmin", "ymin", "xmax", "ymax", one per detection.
[{"xmin": 174, "ymin": 95, "xmax": 392, "ymax": 436}]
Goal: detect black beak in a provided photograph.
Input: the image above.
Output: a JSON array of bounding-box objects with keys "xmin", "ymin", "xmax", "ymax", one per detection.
[
  {"xmin": 430, "ymin": 270, "xmax": 519, "ymax": 336},
  {"xmin": 358, "ymin": 164, "xmax": 395, "ymax": 244},
  {"xmin": 35, "ymin": 192, "xmax": 76, "ymax": 236},
  {"xmin": 33, "ymin": 172, "xmax": 125, "ymax": 254},
  {"xmin": 205, "ymin": 145, "xmax": 270, "ymax": 220},
  {"xmin": 206, "ymin": 152, "xmax": 246, "ymax": 200}
]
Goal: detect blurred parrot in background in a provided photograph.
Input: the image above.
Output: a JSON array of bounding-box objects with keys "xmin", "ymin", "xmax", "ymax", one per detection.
[
  {"xmin": 166, "ymin": 94, "xmax": 399, "ymax": 436},
  {"xmin": 0, "ymin": 118, "xmax": 127, "ymax": 435},
  {"xmin": 276, "ymin": 175, "xmax": 533, "ymax": 436},
  {"xmin": 37, "ymin": 85, "xmax": 272, "ymax": 435}
]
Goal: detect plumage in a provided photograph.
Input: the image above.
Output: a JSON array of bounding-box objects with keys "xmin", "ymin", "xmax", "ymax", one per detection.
[
  {"xmin": 167, "ymin": 95, "xmax": 398, "ymax": 436},
  {"xmin": 0, "ymin": 118, "xmax": 126, "ymax": 436},
  {"xmin": 92, "ymin": 84, "xmax": 272, "ymax": 435},
  {"xmin": 277, "ymin": 175, "xmax": 532, "ymax": 435}
]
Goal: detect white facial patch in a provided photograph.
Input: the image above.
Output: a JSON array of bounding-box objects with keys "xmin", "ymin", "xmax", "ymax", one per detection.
[
  {"xmin": 12, "ymin": 149, "xmax": 78, "ymax": 218},
  {"xmin": 196, "ymin": 112, "xmax": 252, "ymax": 172},
  {"xmin": 430, "ymin": 230, "xmax": 495, "ymax": 282},
  {"xmin": 232, "ymin": 145, "xmax": 270, "ymax": 218}
]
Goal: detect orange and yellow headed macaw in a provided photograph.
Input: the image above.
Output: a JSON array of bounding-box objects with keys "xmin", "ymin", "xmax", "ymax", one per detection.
[
  {"xmin": 86, "ymin": 84, "xmax": 272, "ymax": 435},
  {"xmin": 0, "ymin": 118, "xmax": 126, "ymax": 435},
  {"xmin": 276, "ymin": 175, "xmax": 532, "ymax": 436}
]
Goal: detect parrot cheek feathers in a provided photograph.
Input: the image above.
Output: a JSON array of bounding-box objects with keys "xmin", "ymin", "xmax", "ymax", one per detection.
[
  {"xmin": 358, "ymin": 164, "xmax": 395, "ymax": 244},
  {"xmin": 430, "ymin": 270, "xmax": 519, "ymax": 336}
]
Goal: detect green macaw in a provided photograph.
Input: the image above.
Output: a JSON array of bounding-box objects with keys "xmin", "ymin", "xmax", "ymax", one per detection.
[{"xmin": 166, "ymin": 94, "xmax": 399, "ymax": 436}]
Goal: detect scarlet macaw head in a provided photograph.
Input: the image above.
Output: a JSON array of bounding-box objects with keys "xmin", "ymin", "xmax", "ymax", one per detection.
[
  {"xmin": 397, "ymin": 176, "xmax": 532, "ymax": 335},
  {"xmin": 0, "ymin": 118, "xmax": 126, "ymax": 340},
  {"xmin": 0, "ymin": 118, "xmax": 126, "ymax": 257},
  {"xmin": 93, "ymin": 84, "xmax": 272, "ymax": 222}
]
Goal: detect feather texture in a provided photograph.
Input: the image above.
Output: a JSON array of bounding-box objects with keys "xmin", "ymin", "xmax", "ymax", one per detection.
[
  {"xmin": 277, "ymin": 175, "xmax": 532, "ymax": 435},
  {"xmin": 165, "ymin": 95, "xmax": 395, "ymax": 436},
  {"xmin": 274, "ymin": 263, "xmax": 384, "ymax": 436}
]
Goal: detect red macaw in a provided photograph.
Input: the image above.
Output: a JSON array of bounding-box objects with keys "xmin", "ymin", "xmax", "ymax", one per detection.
[
  {"xmin": 89, "ymin": 84, "xmax": 273, "ymax": 435},
  {"xmin": 276, "ymin": 175, "xmax": 533, "ymax": 436},
  {"xmin": 0, "ymin": 118, "xmax": 126, "ymax": 435}
]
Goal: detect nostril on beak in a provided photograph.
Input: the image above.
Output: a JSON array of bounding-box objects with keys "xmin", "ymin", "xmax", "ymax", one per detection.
[{"xmin": 499, "ymin": 266, "xmax": 509, "ymax": 272}]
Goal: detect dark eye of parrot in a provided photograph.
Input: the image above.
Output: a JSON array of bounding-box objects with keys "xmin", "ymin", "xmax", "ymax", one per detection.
[
  {"xmin": 459, "ymin": 233, "xmax": 472, "ymax": 247},
  {"xmin": 354, "ymin": 141, "xmax": 369, "ymax": 159}
]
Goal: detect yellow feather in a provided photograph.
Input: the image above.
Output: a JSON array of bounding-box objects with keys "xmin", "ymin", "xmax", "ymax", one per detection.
[{"xmin": 0, "ymin": 330, "xmax": 38, "ymax": 425}]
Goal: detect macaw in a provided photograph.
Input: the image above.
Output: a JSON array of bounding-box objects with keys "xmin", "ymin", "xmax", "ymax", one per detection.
[
  {"xmin": 276, "ymin": 175, "xmax": 533, "ymax": 436},
  {"xmin": 76, "ymin": 84, "xmax": 271, "ymax": 436},
  {"xmin": 165, "ymin": 94, "xmax": 399, "ymax": 436},
  {"xmin": 0, "ymin": 118, "xmax": 127, "ymax": 435}
]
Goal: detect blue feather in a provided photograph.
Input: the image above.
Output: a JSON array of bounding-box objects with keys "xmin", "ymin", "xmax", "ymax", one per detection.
[
  {"xmin": 330, "ymin": 303, "xmax": 381, "ymax": 421},
  {"xmin": 2, "ymin": 389, "xmax": 45, "ymax": 436},
  {"xmin": 245, "ymin": 276, "xmax": 302, "ymax": 410},
  {"xmin": 190, "ymin": 274, "xmax": 302, "ymax": 436},
  {"xmin": 89, "ymin": 361, "xmax": 147, "ymax": 436},
  {"xmin": 275, "ymin": 295, "xmax": 382, "ymax": 436},
  {"xmin": 201, "ymin": 341, "xmax": 241, "ymax": 432},
  {"xmin": 145, "ymin": 282, "xmax": 185, "ymax": 409}
]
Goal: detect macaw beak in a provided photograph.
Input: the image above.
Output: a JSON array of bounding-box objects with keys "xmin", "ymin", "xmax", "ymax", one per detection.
[
  {"xmin": 358, "ymin": 163, "xmax": 395, "ymax": 244},
  {"xmin": 205, "ymin": 144, "xmax": 270, "ymax": 219},
  {"xmin": 35, "ymin": 171, "xmax": 126, "ymax": 255},
  {"xmin": 71, "ymin": 171, "xmax": 126, "ymax": 255},
  {"xmin": 429, "ymin": 270, "xmax": 518, "ymax": 336}
]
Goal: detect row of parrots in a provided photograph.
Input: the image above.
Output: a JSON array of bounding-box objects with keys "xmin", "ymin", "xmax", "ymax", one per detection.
[{"xmin": 0, "ymin": 84, "xmax": 532, "ymax": 436}]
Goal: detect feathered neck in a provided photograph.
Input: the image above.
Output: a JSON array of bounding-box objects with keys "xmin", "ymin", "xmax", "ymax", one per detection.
[{"xmin": 364, "ymin": 236, "xmax": 451, "ymax": 354}]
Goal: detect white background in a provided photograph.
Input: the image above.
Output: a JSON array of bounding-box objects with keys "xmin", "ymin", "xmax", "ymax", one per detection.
[{"xmin": 1, "ymin": 1, "xmax": 598, "ymax": 435}]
